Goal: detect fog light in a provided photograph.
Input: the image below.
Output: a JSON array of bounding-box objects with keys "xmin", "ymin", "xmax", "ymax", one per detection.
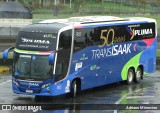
[
  {"xmin": 46, "ymin": 87, "xmax": 49, "ymax": 90},
  {"xmin": 46, "ymin": 87, "xmax": 50, "ymax": 93}
]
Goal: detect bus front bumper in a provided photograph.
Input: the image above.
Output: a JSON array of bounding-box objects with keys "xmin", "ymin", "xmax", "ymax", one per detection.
[{"xmin": 12, "ymin": 80, "xmax": 71, "ymax": 96}]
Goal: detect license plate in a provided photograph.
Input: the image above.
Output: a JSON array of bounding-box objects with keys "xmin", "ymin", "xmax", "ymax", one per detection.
[{"xmin": 26, "ymin": 90, "xmax": 33, "ymax": 93}]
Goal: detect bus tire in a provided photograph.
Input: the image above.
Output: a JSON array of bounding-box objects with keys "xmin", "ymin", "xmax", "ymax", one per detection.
[
  {"xmin": 134, "ymin": 67, "xmax": 142, "ymax": 83},
  {"xmin": 71, "ymin": 80, "xmax": 78, "ymax": 98},
  {"xmin": 34, "ymin": 96, "xmax": 42, "ymax": 101},
  {"xmin": 127, "ymin": 68, "xmax": 134, "ymax": 85}
]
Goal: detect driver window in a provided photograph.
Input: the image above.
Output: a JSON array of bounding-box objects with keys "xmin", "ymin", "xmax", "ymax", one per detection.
[{"xmin": 55, "ymin": 30, "xmax": 72, "ymax": 82}]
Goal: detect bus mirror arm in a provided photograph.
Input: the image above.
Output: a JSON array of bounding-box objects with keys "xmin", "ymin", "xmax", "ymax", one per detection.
[
  {"xmin": 48, "ymin": 48, "xmax": 63, "ymax": 65},
  {"xmin": 55, "ymin": 48, "xmax": 63, "ymax": 53},
  {"xmin": 48, "ymin": 52, "xmax": 55, "ymax": 65},
  {"xmin": 3, "ymin": 47, "xmax": 15, "ymax": 60}
]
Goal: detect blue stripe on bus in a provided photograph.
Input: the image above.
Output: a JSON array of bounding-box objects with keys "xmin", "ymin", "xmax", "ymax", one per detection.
[{"xmin": 78, "ymin": 21, "xmax": 148, "ymax": 29}]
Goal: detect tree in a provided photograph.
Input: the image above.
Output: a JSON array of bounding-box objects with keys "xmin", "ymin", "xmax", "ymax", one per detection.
[
  {"xmin": 151, "ymin": 0, "xmax": 160, "ymax": 7},
  {"xmin": 131, "ymin": 0, "xmax": 148, "ymax": 11},
  {"xmin": 132, "ymin": 0, "xmax": 147, "ymax": 7},
  {"xmin": 18, "ymin": 0, "xmax": 25, "ymax": 4},
  {"xmin": 73, "ymin": 0, "xmax": 85, "ymax": 13}
]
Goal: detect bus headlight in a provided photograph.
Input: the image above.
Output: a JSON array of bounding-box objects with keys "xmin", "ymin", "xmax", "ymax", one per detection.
[
  {"xmin": 12, "ymin": 80, "xmax": 19, "ymax": 87},
  {"xmin": 41, "ymin": 83, "xmax": 51, "ymax": 89}
]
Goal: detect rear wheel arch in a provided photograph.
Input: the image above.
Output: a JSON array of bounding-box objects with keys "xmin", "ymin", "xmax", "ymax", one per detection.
[
  {"xmin": 71, "ymin": 78, "xmax": 81, "ymax": 91},
  {"xmin": 129, "ymin": 67, "xmax": 135, "ymax": 74}
]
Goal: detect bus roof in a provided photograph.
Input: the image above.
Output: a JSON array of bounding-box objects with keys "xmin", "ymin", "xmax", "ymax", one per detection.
[
  {"xmin": 20, "ymin": 22, "xmax": 67, "ymax": 33},
  {"xmin": 39, "ymin": 16, "xmax": 156, "ymax": 26},
  {"xmin": 22, "ymin": 16, "xmax": 156, "ymax": 33}
]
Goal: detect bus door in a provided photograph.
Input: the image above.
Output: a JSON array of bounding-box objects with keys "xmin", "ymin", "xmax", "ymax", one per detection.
[{"xmin": 54, "ymin": 30, "xmax": 72, "ymax": 82}]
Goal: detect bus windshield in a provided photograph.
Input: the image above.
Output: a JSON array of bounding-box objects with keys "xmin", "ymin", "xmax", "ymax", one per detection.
[{"xmin": 13, "ymin": 52, "xmax": 53, "ymax": 80}]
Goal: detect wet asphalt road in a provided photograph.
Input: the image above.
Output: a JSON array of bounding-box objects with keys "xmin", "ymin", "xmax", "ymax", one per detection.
[{"xmin": 1, "ymin": 71, "xmax": 160, "ymax": 113}]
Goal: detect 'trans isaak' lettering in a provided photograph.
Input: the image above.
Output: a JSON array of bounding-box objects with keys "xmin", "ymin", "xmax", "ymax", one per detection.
[{"xmin": 92, "ymin": 44, "xmax": 132, "ymax": 59}]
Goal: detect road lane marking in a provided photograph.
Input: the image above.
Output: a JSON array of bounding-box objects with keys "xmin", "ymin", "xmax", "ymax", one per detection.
[
  {"xmin": 126, "ymin": 95, "xmax": 155, "ymax": 99},
  {"xmin": 115, "ymin": 88, "xmax": 143, "ymax": 104},
  {"xmin": 114, "ymin": 88, "xmax": 143, "ymax": 113},
  {"xmin": 0, "ymin": 80, "xmax": 11, "ymax": 86},
  {"xmin": 114, "ymin": 86, "xmax": 157, "ymax": 113}
]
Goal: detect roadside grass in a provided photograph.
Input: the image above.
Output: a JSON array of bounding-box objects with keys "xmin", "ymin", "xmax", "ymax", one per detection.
[
  {"xmin": 33, "ymin": 2, "xmax": 158, "ymax": 13},
  {"xmin": 32, "ymin": 1, "xmax": 160, "ymax": 25},
  {"xmin": 0, "ymin": 66, "xmax": 9, "ymax": 69},
  {"xmin": 0, "ymin": 53, "xmax": 13, "ymax": 59},
  {"xmin": 32, "ymin": 6, "xmax": 160, "ymax": 27},
  {"xmin": 157, "ymin": 50, "xmax": 160, "ymax": 58}
]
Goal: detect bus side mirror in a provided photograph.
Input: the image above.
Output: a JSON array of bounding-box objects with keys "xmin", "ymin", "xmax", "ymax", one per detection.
[
  {"xmin": 49, "ymin": 53, "xmax": 55, "ymax": 65},
  {"xmin": 3, "ymin": 47, "xmax": 15, "ymax": 60}
]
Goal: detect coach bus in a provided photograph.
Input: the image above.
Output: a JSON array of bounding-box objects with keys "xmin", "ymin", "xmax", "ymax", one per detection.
[{"xmin": 3, "ymin": 16, "xmax": 157, "ymax": 98}]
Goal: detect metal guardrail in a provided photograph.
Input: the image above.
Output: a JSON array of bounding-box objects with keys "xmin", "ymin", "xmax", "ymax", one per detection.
[
  {"xmin": 0, "ymin": 19, "xmax": 32, "ymax": 36},
  {"xmin": 33, "ymin": 11, "xmax": 160, "ymax": 15},
  {"xmin": 0, "ymin": 36, "xmax": 16, "ymax": 52},
  {"xmin": 0, "ymin": 19, "xmax": 32, "ymax": 27}
]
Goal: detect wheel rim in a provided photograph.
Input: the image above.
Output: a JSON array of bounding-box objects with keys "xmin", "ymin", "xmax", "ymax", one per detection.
[
  {"xmin": 73, "ymin": 83, "xmax": 77, "ymax": 97},
  {"xmin": 128, "ymin": 71, "xmax": 133, "ymax": 82},
  {"xmin": 136, "ymin": 70, "xmax": 141, "ymax": 80}
]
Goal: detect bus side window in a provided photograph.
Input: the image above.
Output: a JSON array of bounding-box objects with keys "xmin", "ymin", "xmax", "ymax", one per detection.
[
  {"xmin": 91, "ymin": 27, "xmax": 103, "ymax": 45},
  {"xmin": 74, "ymin": 29, "xmax": 94, "ymax": 52},
  {"xmin": 73, "ymin": 27, "xmax": 105, "ymax": 52}
]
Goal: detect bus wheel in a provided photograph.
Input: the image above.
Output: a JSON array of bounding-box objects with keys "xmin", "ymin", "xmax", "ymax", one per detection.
[
  {"xmin": 34, "ymin": 96, "xmax": 42, "ymax": 101},
  {"xmin": 71, "ymin": 80, "xmax": 78, "ymax": 98},
  {"xmin": 134, "ymin": 67, "xmax": 142, "ymax": 83},
  {"xmin": 127, "ymin": 68, "xmax": 134, "ymax": 85}
]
